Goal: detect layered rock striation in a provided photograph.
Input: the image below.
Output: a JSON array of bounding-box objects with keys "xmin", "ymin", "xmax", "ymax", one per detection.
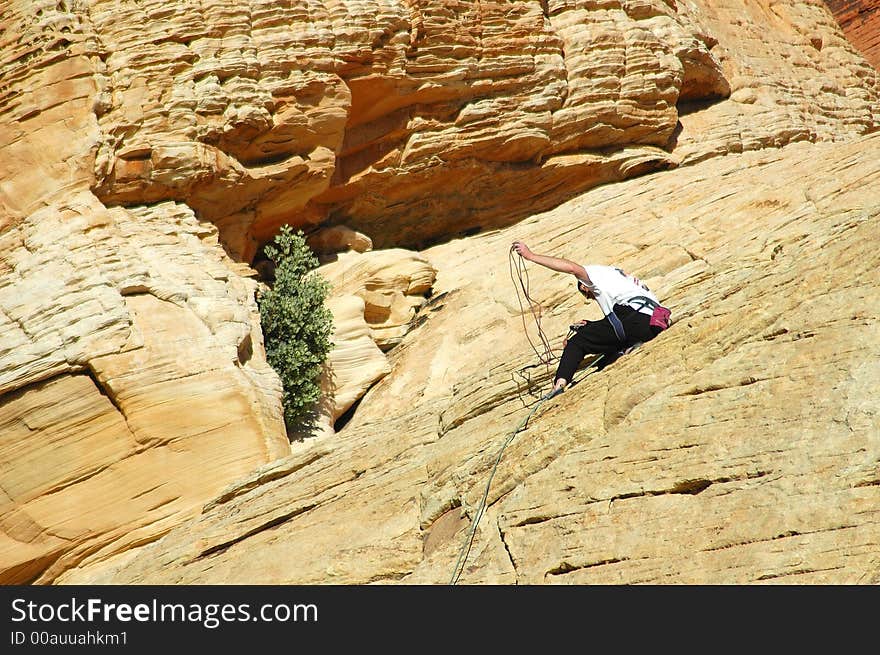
[
  {"xmin": 0, "ymin": 197, "xmax": 290, "ymax": 583},
  {"xmin": 0, "ymin": 0, "xmax": 878, "ymax": 584},
  {"xmin": 60, "ymin": 132, "xmax": 880, "ymax": 584},
  {"xmin": 5, "ymin": 1, "xmax": 876, "ymax": 259}
]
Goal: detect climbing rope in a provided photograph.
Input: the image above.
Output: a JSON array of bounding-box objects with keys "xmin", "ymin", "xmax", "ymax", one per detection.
[
  {"xmin": 448, "ymin": 354, "xmax": 604, "ymax": 585},
  {"xmin": 447, "ymin": 393, "xmax": 547, "ymax": 586},
  {"xmin": 447, "ymin": 247, "xmax": 605, "ymax": 585},
  {"xmin": 508, "ymin": 248, "xmax": 556, "ymax": 367}
]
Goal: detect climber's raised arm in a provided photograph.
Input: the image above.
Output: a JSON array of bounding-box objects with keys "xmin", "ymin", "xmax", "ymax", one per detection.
[{"xmin": 511, "ymin": 241, "xmax": 590, "ymax": 283}]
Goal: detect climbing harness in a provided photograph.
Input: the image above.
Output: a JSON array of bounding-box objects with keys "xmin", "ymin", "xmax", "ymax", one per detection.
[
  {"xmin": 628, "ymin": 295, "xmax": 671, "ymax": 330},
  {"xmin": 450, "ymin": 249, "xmax": 671, "ymax": 584},
  {"xmin": 606, "ymin": 295, "xmax": 672, "ymax": 344},
  {"xmin": 606, "ymin": 309, "xmax": 627, "ymax": 343}
]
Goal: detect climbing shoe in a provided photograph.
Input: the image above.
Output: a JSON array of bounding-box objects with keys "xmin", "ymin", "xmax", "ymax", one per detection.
[{"xmin": 542, "ymin": 386, "xmax": 565, "ymax": 401}]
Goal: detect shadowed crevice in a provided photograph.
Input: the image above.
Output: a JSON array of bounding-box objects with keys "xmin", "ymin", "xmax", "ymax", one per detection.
[
  {"xmin": 189, "ymin": 504, "xmax": 318, "ymax": 562},
  {"xmin": 546, "ymin": 557, "xmax": 627, "ymax": 576}
]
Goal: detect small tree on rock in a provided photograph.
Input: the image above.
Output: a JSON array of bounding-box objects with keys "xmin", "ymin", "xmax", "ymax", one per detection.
[{"xmin": 257, "ymin": 225, "xmax": 333, "ymax": 437}]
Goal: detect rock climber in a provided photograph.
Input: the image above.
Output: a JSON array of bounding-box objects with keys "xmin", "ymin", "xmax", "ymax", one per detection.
[{"xmin": 511, "ymin": 240, "xmax": 670, "ymax": 399}]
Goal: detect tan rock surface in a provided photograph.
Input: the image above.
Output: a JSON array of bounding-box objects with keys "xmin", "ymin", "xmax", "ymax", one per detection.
[
  {"xmin": 319, "ymin": 248, "xmax": 436, "ymax": 349},
  {"xmin": 314, "ymin": 294, "xmax": 392, "ymax": 439},
  {"xmin": 5, "ymin": 0, "xmax": 875, "ymax": 258},
  {"xmin": 0, "ymin": 195, "xmax": 290, "ymax": 583},
  {"xmin": 307, "ymin": 225, "xmax": 373, "ymax": 258},
  {"xmin": 61, "ymin": 133, "xmax": 880, "ymax": 585},
  {"xmin": 1, "ymin": 0, "xmax": 879, "ymax": 585},
  {"xmin": 313, "ymin": 248, "xmax": 437, "ymax": 437}
]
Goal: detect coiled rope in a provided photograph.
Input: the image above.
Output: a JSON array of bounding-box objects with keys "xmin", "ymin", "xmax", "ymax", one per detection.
[{"xmin": 508, "ymin": 247, "xmax": 556, "ymax": 367}]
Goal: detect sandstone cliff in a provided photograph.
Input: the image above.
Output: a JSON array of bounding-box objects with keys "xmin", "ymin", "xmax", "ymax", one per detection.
[{"xmin": 0, "ymin": 0, "xmax": 878, "ymax": 584}]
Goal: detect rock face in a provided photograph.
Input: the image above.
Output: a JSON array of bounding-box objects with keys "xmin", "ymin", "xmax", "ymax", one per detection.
[
  {"xmin": 0, "ymin": 0, "xmax": 879, "ymax": 584},
  {"xmin": 825, "ymin": 0, "xmax": 880, "ymax": 69},
  {"xmin": 314, "ymin": 249, "xmax": 437, "ymax": 437},
  {"xmin": 5, "ymin": 0, "xmax": 877, "ymax": 259},
  {"xmin": 0, "ymin": 196, "xmax": 290, "ymax": 584},
  {"xmin": 58, "ymin": 132, "xmax": 880, "ymax": 585}
]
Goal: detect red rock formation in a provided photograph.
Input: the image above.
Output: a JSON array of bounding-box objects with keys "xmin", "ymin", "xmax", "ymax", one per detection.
[{"xmin": 825, "ymin": 0, "xmax": 880, "ymax": 69}]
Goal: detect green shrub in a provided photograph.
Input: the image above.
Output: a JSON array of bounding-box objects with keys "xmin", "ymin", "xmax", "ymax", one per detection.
[{"xmin": 257, "ymin": 226, "xmax": 333, "ymax": 437}]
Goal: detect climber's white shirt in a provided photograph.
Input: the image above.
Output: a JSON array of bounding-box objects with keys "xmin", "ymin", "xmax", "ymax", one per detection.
[{"xmin": 581, "ymin": 265, "xmax": 658, "ymax": 316}]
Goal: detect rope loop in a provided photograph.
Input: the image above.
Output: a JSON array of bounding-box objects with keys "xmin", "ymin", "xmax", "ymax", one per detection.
[{"xmin": 508, "ymin": 248, "xmax": 556, "ymax": 367}]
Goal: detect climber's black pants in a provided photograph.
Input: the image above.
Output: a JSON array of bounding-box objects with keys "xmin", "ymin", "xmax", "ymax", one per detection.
[{"xmin": 555, "ymin": 304, "xmax": 660, "ymax": 383}]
